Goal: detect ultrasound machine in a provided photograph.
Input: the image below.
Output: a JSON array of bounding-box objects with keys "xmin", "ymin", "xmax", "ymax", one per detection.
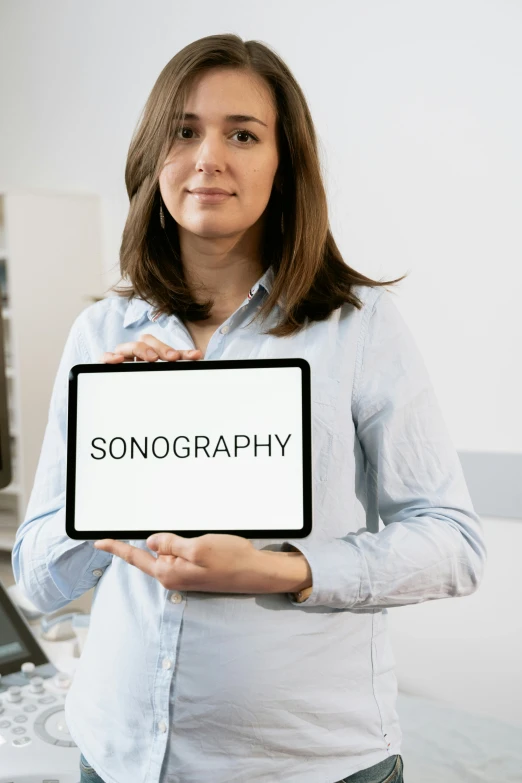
[
  {"xmin": 0, "ymin": 577, "xmax": 88, "ymax": 782},
  {"xmin": 0, "ymin": 266, "xmax": 88, "ymax": 782}
]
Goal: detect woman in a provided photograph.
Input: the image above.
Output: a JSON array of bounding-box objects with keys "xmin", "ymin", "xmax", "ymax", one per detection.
[{"xmin": 13, "ymin": 33, "xmax": 486, "ymax": 783}]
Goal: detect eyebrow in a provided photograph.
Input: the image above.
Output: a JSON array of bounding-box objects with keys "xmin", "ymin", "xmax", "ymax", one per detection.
[{"xmin": 178, "ymin": 112, "xmax": 268, "ymax": 128}]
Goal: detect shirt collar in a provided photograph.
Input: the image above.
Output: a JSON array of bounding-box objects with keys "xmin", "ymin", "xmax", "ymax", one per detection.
[{"xmin": 123, "ymin": 264, "xmax": 281, "ymax": 328}]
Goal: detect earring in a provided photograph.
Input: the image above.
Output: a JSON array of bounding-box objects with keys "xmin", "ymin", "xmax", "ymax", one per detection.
[{"xmin": 159, "ymin": 201, "xmax": 165, "ymax": 229}]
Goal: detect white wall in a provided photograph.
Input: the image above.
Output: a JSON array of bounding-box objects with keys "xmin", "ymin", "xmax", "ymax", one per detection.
[
  {"xmin": 389, "ymin": 514, "xmax": 522, "ymax": 727},
  {"xmin": 1, "ymin": 0, "xmax": 520, "ymax": 726},
  {"xmin": 1, "ymin": 0, "xmax": 520, "ymax": 450}
]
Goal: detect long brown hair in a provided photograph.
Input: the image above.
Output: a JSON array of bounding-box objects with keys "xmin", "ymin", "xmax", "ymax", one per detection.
[{"xmin": 110, "ymin": 33, "xmax": 408, "ymax": 337}]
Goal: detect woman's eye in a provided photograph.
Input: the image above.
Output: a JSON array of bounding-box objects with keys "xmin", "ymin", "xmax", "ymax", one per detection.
[
  {"xmin": 174, "ymin": 126, "xmax": 258, "ymax": 144},
  {"xmin": 176, "ymin": 126, "xmax": 194, "ymax": 140},
  {"xmin": 233, "ymin": 130, "xmax": 257, "ymax": 144}
]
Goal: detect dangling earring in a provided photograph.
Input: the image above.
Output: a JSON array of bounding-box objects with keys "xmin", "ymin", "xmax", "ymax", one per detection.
[{"xmin": 159, "ymin": 200, "xmax": 165, "ymax": 229}]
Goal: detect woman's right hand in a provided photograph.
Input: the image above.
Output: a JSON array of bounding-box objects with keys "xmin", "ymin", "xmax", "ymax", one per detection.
[{"xmin": 98, "ymin": 333, "xmax": 202, "ymax": 363}]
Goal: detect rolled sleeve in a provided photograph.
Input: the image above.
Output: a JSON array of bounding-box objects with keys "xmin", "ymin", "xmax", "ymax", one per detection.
[
  {"xmin": 12, "ymin": 313, "xmax": 113, "ymax": 614},
  {"xmin": 282, "ymin": 289, "xmax": 487, "ymax": 610}
]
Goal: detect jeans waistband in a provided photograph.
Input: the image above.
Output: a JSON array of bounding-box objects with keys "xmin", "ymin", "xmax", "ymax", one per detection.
[{"xmin": 339, "ymin": 753, "xmax": 398, "ymax": 783}]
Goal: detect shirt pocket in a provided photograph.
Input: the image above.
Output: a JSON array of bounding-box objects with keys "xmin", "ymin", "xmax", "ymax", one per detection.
[{"xmin": 311, "ymin": 379, "xmax": 338, "ymax": 483}]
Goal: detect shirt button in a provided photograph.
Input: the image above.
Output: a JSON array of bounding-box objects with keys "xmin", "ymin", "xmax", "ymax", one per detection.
[
  {"xmin": 220, "ymin": 325, "xmax": 230, "ymax": 334},
  {"xmin": 169, "ymin": 592, "xmax": 182, "ymax": 604},
  {"xmin": 158, "ymin": 720, "xmax": 167, "ymax": 733},
  {"xmin": 92, "ymin": 569, "xmax": 103, "ymax": 577},
  {"xmin": 162, "ymin": 658, "xmax": 172, "ymax": 669}
]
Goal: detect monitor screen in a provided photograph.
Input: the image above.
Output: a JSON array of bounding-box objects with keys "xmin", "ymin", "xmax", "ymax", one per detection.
[{"xmin": 0, "ymin": 580, "xmax": 48, "ymax": 679}]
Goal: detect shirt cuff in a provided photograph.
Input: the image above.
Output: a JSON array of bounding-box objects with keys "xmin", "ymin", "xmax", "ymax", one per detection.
[
  {"xmin": 41, "ymin": 507, "xmax": 113, "ymax": 600},
  {"xmin": 280, "ymin": 538, "xmax": 363, "ymax": 608}
]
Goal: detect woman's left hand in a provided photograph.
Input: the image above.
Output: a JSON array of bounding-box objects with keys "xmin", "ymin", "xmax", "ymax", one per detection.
[{"xmin": 94, "ymin": 533, "xmax": 261, "ymax": 594}]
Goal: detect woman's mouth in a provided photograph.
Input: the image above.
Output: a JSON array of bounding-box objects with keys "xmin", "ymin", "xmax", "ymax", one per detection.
[{"xmin": 190, "ymin": 192, "xmax": 234, "ymax": 204}]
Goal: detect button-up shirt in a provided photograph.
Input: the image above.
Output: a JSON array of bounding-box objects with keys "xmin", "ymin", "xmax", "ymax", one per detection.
[{"xmin": 12, "ymin": 264, "xmax": 486, "ymax": 783}]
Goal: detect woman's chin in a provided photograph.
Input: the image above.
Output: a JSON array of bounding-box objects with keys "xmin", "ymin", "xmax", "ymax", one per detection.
[{"xmin": 181, "ymin": 221, "xmax": 247, "ymax": 239}]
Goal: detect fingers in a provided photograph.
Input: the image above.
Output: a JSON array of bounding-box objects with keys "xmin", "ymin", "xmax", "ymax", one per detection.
[
  {"xmin": 99, "ymin": 352, "xmax": 126, "ymax": 363},
  {"xmin": 137, "ymin": 334, "xmax": 202, "ymax": 362},
  {"xmin": 107, "ymin": 340, "xmax": 161, "ymax": 362},
  {"xmin": 98, "ymin": 334, "xmax": 203, "ymax": 363}
]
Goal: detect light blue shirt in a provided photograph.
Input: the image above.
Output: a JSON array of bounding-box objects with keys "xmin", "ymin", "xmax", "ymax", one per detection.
[{"xmin": 12, "ymin": 265, "xmax": 486, "ymax": 783}]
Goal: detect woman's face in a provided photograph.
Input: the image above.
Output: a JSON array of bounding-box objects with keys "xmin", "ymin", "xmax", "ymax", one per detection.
[{"xmin": 158, "ymin": 67, "xmax": 280, "ymax": 241}]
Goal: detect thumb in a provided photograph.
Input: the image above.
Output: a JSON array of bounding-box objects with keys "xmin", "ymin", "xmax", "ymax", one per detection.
[{"xmin": 146, "ymin": 532, "xmax": 181, "ymax": 552}]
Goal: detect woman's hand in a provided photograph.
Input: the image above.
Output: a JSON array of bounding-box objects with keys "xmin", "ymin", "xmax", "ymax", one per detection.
[
  {"xmin": 94, "ymin": 334, "xmax": 264, "ymax": 594},
  {"xmin": 94, "ymin": 533, "xmax": 263, "ymax": 594},
  {"xmin": 98, "ymin": 333, "xmax": 202, "ymax": 363}
]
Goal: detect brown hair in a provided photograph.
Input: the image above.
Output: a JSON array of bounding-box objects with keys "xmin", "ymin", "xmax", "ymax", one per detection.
[{"xmin": 109, "ymin": 33, "xmax": 408, "ymax": 337}]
